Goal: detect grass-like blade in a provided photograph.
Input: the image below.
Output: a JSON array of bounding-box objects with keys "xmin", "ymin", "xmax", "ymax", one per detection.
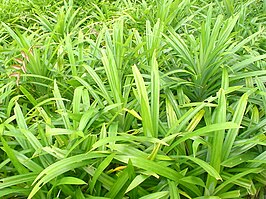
[{"xmin": 132, "ymin": 65, "xmax": 153, "ymax": 137}]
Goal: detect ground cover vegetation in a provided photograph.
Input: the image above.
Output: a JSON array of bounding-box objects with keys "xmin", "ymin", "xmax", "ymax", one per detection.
[{"xmin": 0, "ymin": 0, "xmax": 266, "ymax": 198}]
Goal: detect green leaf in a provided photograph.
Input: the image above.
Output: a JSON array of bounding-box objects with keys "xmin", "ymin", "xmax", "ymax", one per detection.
[
  {"xmin": 92, "ymin": 135, "xmax": 168, "ymax": 150},
  {"xmin": 53, "ymin": 80, "xmax": 71, "ymax": 129},
  {"xmin": 0, "ymin": 188, "xmax": 30, "ymax": 198},
  {"xmin": 101, "ymin": 46, "xmax": 122, "ymax": 105},
  {"xmin": 232, "ymin": 55, "xmax": 266, "ymax": 72},
  {"xmin": 1, "ymin": 137, "xmax": 28, "ymax": 174},
  {"xmin": 214, "ymin": 168, "xmax": 262, "ymax": 195},
  {"xmin": 180, "ymin": 176, "xmax": 205, "ymax": 187},
  {"xmin": 151, "ymin": 51, "xmax": 160, "ymax": 137},
  {"xmin": 56, "ymin": 177, "xmax": 87, "ymax": 186},
  {"xmin": 178, "ymin": 156, "xmax": 222, "ymax": 180},
  {"xmin": 0, "ymin": 173, "xmax": 37, "ymax": 189},
  {"xmin": 19, "ymin": 86, "xmax": 38, "ymax": 106},
  {"xmin": 72, "ymin": 86, "xmax": 83, "ymax": 129},
  {"xmin": 139, "ymin": 191, "xmax": 169, "ymax": 199},
  {"xmin": 115, "ymin": 155, "xmax": 183, "ymax": 181},
  {"xmin": 125, "ymin": 174, "xmax": 149, "ymax": 193},
  {"xmin": 14, "ymin": 102, "xmax": 27, "ymax": 130},
  {"xmin": 168, "ymin": 180, "xmax": 180, "ymax": 199},
  {"xmin": 222, "ymin": 93, "xmax": 249, "ymax": 160},
  {"xmin": 132, "ymin": 65, "xmax": 153, "ymax": 137},
  {"xmin": 28, "ymin": 152, "xmax": 106, "ymax": 199},
  {"xmin": 65, "ymin": 34, "xmax": 77, "ymax": 76},
  {"xmin": 221, "ymin": 153, "xmax": 256, "ymax": 167},
  {"xmin": 90, "ymin": 153, "xmax": 115, "ymax": 194},
  {"xmin": 165, "ymin": 122, "xmax": 239, "ymax": 153},
  {"xmin": 217, "ymin": 190, "xmax": 240, "ymax": 198},
  {"xmin": 82, "ymin": 64, "xmax": 113, "ymax": 105},
  {"xmin": 206, "ymin": 89, "xmax": 226, "ymax": 192},
  {"xmin": 194, "ymin": 197, "xmax": 220, "ymax": 199}
]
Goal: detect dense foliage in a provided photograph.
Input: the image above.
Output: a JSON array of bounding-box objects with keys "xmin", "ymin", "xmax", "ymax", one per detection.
[{"xmin": 0, "ymin": 0, "xmax": 266, "ymax": 198}]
